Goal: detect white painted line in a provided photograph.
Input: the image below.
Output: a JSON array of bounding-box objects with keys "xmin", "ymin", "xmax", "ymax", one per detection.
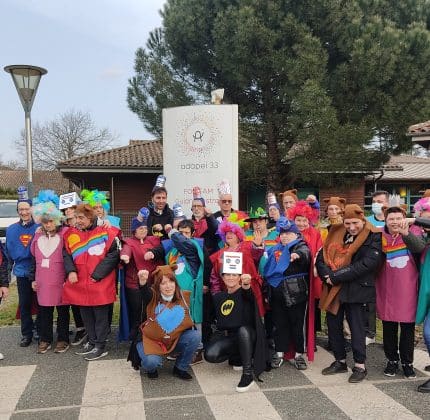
[
  {"xmin": 0, "ymin": 364, "xmax": 36, "ymax": 418},
  {"xmin": 79, "ymin": 359, "xmax": 145, "ymax": 419}
]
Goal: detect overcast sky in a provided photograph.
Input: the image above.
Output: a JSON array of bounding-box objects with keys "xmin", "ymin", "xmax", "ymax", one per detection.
[{"xmin": 1, "ymin": 0, "xmax": 166, "ymax": 163}]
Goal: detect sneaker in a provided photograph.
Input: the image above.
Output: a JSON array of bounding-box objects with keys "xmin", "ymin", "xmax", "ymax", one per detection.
[
  {"xmin": 402, "ymin": 364, "xmax": 416, "ymax": 379},
  {"xmin": 166, "ymin": 352, "xmax": 179, "ymax": 361},
  {"xmin": 348, "ymin": 366, "xmax": 367, "ymax": 383},
  {"xmin": 84, "ymin": 347, "xmax": 108, "ymax": 361},
  {"xmin": 71, "ymin": 329, "xmax": 87, "ymax": 346},
  {"xmin": 75, "ymin": 342, "xmax": 95, "ymax": 355},
  {"xmin": 54, "ymin": 341, "xmax": 70, "ymax": 353},
  {"xmin": 271, "ymin": 355, "xmax": 284, "ymax": 368},
  {"xmin": 37, "ymin": 341, "xmax": 52, "ymax": 354},
  {"xmin": 190, "ymin": 349, "xmax": 203, "ymax": 366},
  {"xmin": 294, "ymin": 355, "xmax": 307, "ymax": 370},
  {"xmin": 20, "ymin": 336, "xmax": 32, "ymax": 347},
  {"xmin": 383, "ymin": 361, "xmax": 398, "ymax": 377},
  {"xmin": 322, "ymin": 360, "xmax": 348, "ymax": 375},
  {"xmin": 147, "ymin": 370, "xmax": 159, "ymax": 379},
  {"xmin": 236, "ymin": 373, "xmax": 255, "ymax": 393},
  {"xmin": 172, "ymin": 365, "xmax": 193, "ymax": 380},
  {"xmin": 365, "ymin": 336, "xmax": 376, "ymax": 346}
]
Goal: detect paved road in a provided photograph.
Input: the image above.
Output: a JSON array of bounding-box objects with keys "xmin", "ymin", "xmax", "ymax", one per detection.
[{"xmin": 0, "ymin": 326, "xmax": 429, "ymax": 420}]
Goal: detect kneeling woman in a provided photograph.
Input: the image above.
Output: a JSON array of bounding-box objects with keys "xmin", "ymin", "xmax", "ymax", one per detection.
[
  {"xmin": 136, "ymin": 265, "xmax": 200, "ymax": 380},
  {"xmin": 205, "ymin": 254, "xmax": 267, "ymax": 393}
]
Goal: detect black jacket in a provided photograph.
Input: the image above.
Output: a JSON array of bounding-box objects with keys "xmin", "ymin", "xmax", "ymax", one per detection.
[
  {"xmin": 147, "ymin": 204, "xmax": 174, "ymax": 240},
  {"xmin": 316, "ymin": 231, "xmax": 383, "ymax": 304}
]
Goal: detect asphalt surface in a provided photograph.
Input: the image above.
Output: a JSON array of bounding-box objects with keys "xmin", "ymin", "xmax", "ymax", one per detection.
[{"xmin": 0, "ymin": 326, "xmax": 429, "ymax": 420}]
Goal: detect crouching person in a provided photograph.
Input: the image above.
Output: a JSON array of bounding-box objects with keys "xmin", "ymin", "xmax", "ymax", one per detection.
[
  {"xmin": 205, "ymin": 252, "xmax": 267, "ymax": 393},
  {"xmin": 137, "ymin": 265, "xmax": 200, "ymax": 380}
]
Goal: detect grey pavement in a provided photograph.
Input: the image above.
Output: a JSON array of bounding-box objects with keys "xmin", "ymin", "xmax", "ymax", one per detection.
[{"xmin": 0, "ymin": 326, "xmax": 429, "ymax": 420}]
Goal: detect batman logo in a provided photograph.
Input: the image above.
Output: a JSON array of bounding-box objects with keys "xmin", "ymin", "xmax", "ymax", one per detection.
[{"xmin": 221, "ymin": 299, "xmax": 234, "ymax": 316}]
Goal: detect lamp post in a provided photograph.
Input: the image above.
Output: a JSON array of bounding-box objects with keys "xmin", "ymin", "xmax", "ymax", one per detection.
[{"xmin": 4, "ymin": 65, "xmax": 47, "ymax": 199}]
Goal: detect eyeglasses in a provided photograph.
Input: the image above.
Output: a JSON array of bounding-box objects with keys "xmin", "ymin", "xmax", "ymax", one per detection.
[{"xmin": 221, "ymin": 200, "xmax": 232, "ymax": 204}]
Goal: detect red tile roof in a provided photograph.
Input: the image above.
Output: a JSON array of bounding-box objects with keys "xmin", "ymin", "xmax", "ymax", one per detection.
[
  {"xmin": 407, "ymin": 120, "xmax": 430, "ymax": 136},
  {"xmin": 57, "ymin": 140, "xmax": 162, "ymax": 169}
]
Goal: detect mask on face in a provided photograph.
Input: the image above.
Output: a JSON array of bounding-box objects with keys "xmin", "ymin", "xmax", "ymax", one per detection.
[
  {"xmin": 161, "ymin": 293, "xmax": 174, "ymax": 302},
  {"xmin": 371, "ymin": 202, "xmax": 383, "ymax": 215}
]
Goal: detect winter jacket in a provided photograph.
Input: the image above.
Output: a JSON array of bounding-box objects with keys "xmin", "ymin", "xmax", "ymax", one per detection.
[{"xmin": 147, "ymin": 204, "xmax": 174, "ymax": 240}]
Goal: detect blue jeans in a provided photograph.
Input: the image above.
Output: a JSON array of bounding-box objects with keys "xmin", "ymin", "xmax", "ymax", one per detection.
[
  {"xmin": 137, "ymin": 329, "xmax": 201, "ymax": 372},
  {"xmin": 424, "ymin": 310, "xmax": 430, "ymax": 355}
]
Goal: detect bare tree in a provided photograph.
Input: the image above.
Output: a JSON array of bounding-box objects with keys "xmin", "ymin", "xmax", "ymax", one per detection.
[{"xmin": 15, "ymin": 109, "xmax": 117, "ymax": 169}]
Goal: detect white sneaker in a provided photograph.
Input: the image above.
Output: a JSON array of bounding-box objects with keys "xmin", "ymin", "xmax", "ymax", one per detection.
[
  {"xmin": 365, "ymin": 337, "xmax": 376, "ymax": 346},
  {"xmin": 0, "ymin": 352, "xmax": 4, "ymax": 360}
]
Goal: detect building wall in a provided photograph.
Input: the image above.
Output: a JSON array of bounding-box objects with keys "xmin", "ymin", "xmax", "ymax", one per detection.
[{"xmin": 319, "ymin": 182, "xmax": 365, "ymax": 216}]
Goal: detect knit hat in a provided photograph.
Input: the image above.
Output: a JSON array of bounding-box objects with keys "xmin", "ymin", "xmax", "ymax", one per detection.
[
  {"xmin": 131, "ymin": 207, "xmax": 149, "ymax": 232},
  {"xmin": 323, "ymin": 197, "xmax": 346, "ymax": 211},
  {"xmin": 192, "ymin": 186, "xmax": 206, "ymax": 207},
  {"xmin": 343, "ymin": 204, "xmax": 365, "ymax": 220},
  {"xmin": 152, "ymin": 264, "xmax": 178, "ymax": 285},
  {"xmin": 279, "ymin": 189, "xmax": 298, "ymax": 203},
  {"xmin": 276, "ymin": 217, "xmax": 300, "ymax": 234}
]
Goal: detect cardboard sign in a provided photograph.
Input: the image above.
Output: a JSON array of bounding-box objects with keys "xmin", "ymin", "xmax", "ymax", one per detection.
[
  {"xmin": 59, "ymin": 192, "xmax": 81, "ymax": 210},
  {"xmin": 222, "ymin": 251, "xmax": 243, "ymax": 274}
]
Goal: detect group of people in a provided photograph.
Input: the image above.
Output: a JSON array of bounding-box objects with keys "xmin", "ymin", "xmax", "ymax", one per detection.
[{"xmin": 0, "ymin": 178, "xmax": 429, "ymax": 394}]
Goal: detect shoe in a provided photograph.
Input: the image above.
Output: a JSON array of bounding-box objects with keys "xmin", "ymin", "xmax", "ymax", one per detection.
[
  {"xmin": 0, "ymin": 353, "xmax": 4, "ymax": 360},
  {"xmin": 166, "ymin": 352, "xmax": 178, "ymax": 361},
  {"xmin": 271, "ymin": 355, "xmax": 284, "ymax": 368},
  {"xmin": 383, "ymin": 361, "xmax": 398, "ymax": 377},
  {"xmin": 54, "ymin": 341, "xmax": 70, "ymax": 353},
  {"xmin": 75, "ymin": 342, "xmax": 95, "ymax": 355},
  {"xmin": 37, "ymin": 341, "xmax": 52, "ymax": 354},
  {"xmin": 322, "ymin": 360, "xmax": 348, "ymax": 375},
  {"xmin": 424, "ymin": 365, "xmax": 430, "ymax": 372},
  {"xmin": 294, "ymin": 355, "xmax": 307, "ymax": 370},
  {"xmin": 173, "ymin": 365, "xmax": 193, "ymax": 380},
  {"xmin": 20, "ymin": 337, "xmax": 32, "ymax": 347},
  {"xmin": 348, "ymin": 366, "xmax": 367, "ymax": 383},
  {"xmin": 147, "ymin": 370, "xmax": 159, "ymax": 379},
  {"xmin": 190, "ymin": 349, "xmax": 203, "ymax": 366},
  {"xmin": 232, "ymin": 365, "xmax": 243, "ymax": 371},
  {"xmin": 417, "ymin": 379, "xmax": 430, "ymax": 393},
  {"xmin": 365, "ymin": 337, "xmax": 376, "ymax": 346},
  {"xmin": 71, "ymin": 330, "xmax": 87, "ymax": 346},
  {"xmin": 402, "ymin": 364, "xmax": 416, "ymax": 379},
  {"xmin": 236, "ymin": 373, "xmax": 255, "ymax": 393},
  {"xmin": 84, "ymin": 347, "xmax": 108, "ymax": 361}
]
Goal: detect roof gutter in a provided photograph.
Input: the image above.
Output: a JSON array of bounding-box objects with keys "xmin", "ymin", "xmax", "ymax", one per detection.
[{"xmin": 58, "ymin": 167, "xmax": 161, "ymax": 174}]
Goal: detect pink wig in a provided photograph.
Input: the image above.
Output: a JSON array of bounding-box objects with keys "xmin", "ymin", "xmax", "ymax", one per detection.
[
  {"xmin": 413, "ymin": 197, "xmax": 430, "ymax": 216},
  {"xmin": 217, "ymin": 219, "xmax": 245, "ymax": 243}
]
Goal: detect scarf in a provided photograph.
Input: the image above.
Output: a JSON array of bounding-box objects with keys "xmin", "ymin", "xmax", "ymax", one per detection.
[{"xmin": 319, "ymin": 221, "xmax": 378, "ymax": 315}]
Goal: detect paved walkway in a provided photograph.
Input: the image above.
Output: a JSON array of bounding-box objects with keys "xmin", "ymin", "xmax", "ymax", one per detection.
[{"xmin": 0, "ymin": 327, "xmax": 429, "ymax": 420}]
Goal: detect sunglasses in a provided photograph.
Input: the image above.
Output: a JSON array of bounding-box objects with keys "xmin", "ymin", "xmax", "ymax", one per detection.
[{"xmin": 221, "ymin": 200, "xmax": 232, "ymax": 204}]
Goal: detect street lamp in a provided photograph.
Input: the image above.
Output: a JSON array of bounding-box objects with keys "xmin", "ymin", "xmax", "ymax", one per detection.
[{"xmin": 4, "ymin": 65, "xmax": 47, "ymax": 199}]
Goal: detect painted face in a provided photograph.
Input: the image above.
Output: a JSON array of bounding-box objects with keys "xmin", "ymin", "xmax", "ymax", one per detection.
[
  {"xmin": 191, "ymin": 200, "xmax": 205, "ymax": 218},
  {"xmin": 268, "ymin": 206, "xmax": 281, "ymax": 220},
  {"xmin": 152, "ymin": 192, "xmax": 167, "ymax": 211},
  {"xmin": 222, "ymin": 273, "xmax": 241, "ymax": 289},
  {"xmin": 344, "ymin": 218, "xmax": 365, "ymax": 236},
  {"xmin": 294, "ymin": 216, "xmax": 309, "ymax": 231},
  {"xmin": 327, "ymin": 205, "xmax": 341, "ymax": 219},
  {"xmin": 280, "ymin": 231, "xmax": 298, "ymax": 245},
  {"xmin": 282, "ymin": 196, "xmax": 296, "ymax": 210},
  {"xmin": 75, "ymin": 212, "xmax": 93, "ymax": 230},
  {"xmin": 18, "ymin": 202, "xmax": 31, "ymax": 223},
  {"xmin": 93, "ymin": 203, "xmax": 105, "ymax": 218},
  {"xmin": 179, "ymin": 226, "xmax": 193, "ymax": 239},
  {"xmin": 134, "ymin": 226, "xmax": 148, "ymax": 240},
  {"xmin": 385, "ymin": 212, "xmax": 405, "ymax": 235},
  {"xmin": 252, "ymin": 218, "xmax": 268, "ymax": 232},
  {"xmin": 225, "ymin": 231, "xmax": 239, "ymax": 247},
  {"xmin": 41, "ymin": 219, "xmax": 57, "ymax": 233},
  {"xmin": 218, "ymin": 194, "xmax": 233, "ymax": 213},
  {"xmin": 159, "ymin": 276, "xmax": 176, "ymax": 297}
]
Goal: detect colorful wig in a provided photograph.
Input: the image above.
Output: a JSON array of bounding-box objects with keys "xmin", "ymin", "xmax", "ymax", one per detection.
[
  {"xmin": 32, "ymin": 201, "xmax": 63, "ymax": 225},
  {"xmin": 33, "ymin": 189, "xmax": 60, "ymax": 207},
  {"xmin": 80, "ymin": 189, "xmax": 110, "ymax": 212},
  {"xmin": 287, "ymin": 200, "xmax": 318, "ymax": 225},
  {"xmin": 217, "ymin": 211, "xmax": 248, "ymax": 243},
  {"xmin": 413, "ymin": 197, "xmax": 430, "ymax": 216}
]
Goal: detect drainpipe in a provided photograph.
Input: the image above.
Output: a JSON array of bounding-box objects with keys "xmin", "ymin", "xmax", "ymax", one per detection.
[
  {"xmin": 373, "ymin": 169, "xmax": 384, "ymax": 192},
  {"xmin": 111, "ymin": 176, "xmax": 115, "ymax": 215}
]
